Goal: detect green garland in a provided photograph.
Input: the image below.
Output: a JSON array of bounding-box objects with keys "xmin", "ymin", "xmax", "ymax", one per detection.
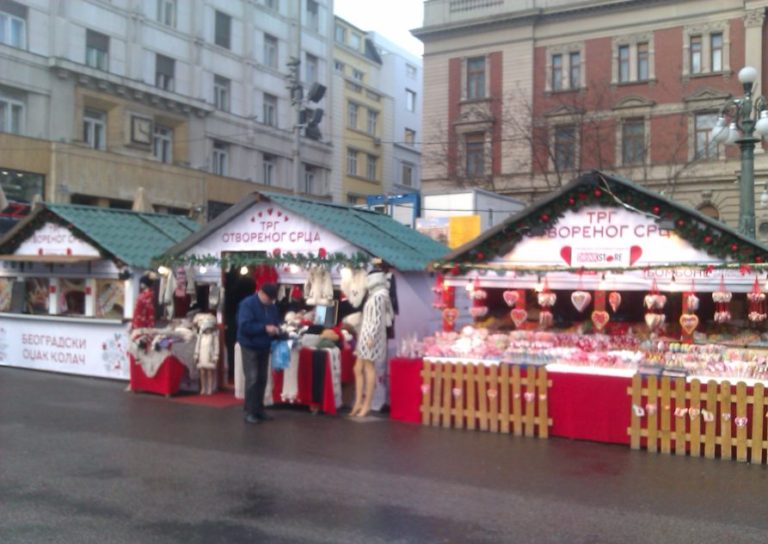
[
  {"xmin": 152, "ymin": 250, "xmax": 371, "ymax": 270},
  {"xmin": 436, "ymin": 177, "xmax": 768, "ymax": 275}
]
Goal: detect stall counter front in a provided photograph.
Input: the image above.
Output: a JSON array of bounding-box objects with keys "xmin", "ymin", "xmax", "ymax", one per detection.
[{"xmin": 0, "ymin": 313, "xmax": 129, "ymax": 380}]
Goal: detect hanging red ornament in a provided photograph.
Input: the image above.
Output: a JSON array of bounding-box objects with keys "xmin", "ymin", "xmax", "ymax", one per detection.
[
  {"xmin": 568, "ymin": 197, "xmax": 575, "ymax": 205},
  {"xmin": 578, "ymin": 192, "xmax": 587, "ymax": 201},
  {"xmin": 712, "ymin": 275, "xmax": 732, "ymax": 323},
  {"xmin": 747, "ymin": 277, "xmax": 766, "ymax": 323},
  {"xmin": 540, "ymin": 213, "xmax": 550, "ymax": 222},
  {"xmin": 318, "ymin": 247, "xmax": 327, "ymax": 258},
  {"xmin": 704, "ymin": 235, "xmax": 712, "ymax": 244},
  {"xmin": 644, "ymin": 278, "xmax": 666, "ymax": 332},
  {"xmin": 475, "ymin": 251, "xmax": 485, "ymax": 261},
  {"xmin": 676, "ymin": 219, "xmax": 685, "ymax": 227},
  {"xmin": 432, "ymin": 274, "xmax": 446, "ymax": 309},
  {"xmin": 593, "ymin": 188, "xmax": 602, "ymax": 198},
  {"xmin": 651, "ymin": 205, "xmax": 661, "ymax": 215},
  {"xmin": 730, "ymin": 243, "xmax": 739, "ymax": 252},
  {"xmin": 273, "ymin": 248, "xmax": 281, "ymax": 257},
  {"xmin": 537, "ymin": 277, "xmax": 556, "ymax": 308},
  {"xmin": 468, "ymin": 277, "xmax": 488, "ymax": 320}
]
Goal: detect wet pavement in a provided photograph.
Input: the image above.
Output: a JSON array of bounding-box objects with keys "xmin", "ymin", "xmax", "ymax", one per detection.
[{"xmin": 1, "ymin": 367, "xmax": 767, "ymax": 544}]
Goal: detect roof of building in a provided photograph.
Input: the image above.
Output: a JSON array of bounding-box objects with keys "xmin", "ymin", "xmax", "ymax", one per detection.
[
  {"xmin": 164, "ymin": 192, "xmax": 448, "ymax": 271},
  {"xmin": 0, "ymin": 203, "xmax": 200, "ymax": 269}
]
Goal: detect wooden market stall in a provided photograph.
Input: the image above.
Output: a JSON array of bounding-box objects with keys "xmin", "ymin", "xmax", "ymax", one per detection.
[
  {"xmin": 159, "ymin": 191, "xmax": 447, "ymax": 413},
  {"xmin": 390, "ymin": 170, "xmax": 768, "ymax": 463},
  {"xmin": 0, "ymin": 203, "xmax": 199, "ymax": 383}
]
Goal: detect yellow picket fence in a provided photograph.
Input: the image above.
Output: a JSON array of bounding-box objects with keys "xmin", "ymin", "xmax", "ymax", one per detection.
[
  {"xmin": 627, "ymin": 375, "xmax": 768, "ymax": 464},
  {"xmin": 420, "ymin": 359, "xmax": 551, "ymax": 437}
]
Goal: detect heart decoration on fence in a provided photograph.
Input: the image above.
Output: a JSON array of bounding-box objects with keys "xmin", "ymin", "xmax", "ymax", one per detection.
[
  {"xmin": 608, "ymin": 291, "xmax": 622, "ymax": 313},
  {"xmin": 679, "ymin": 313, "xmax": 700, "ymax": 336},
  {"xmin": 591, "ymin": 310, "xmax": 610, "ymax": 331},
  {"xmin": 735, "ymin": 416, "xmax": 749, "ymax": 427},
  {"xmin": 487, "ymin": 388, "xmax": 498, "ymax": 399},
  {"xmin": 420, "ymin": 384, "xmax": 430, "ymax": 394},
  {"xmin": 452, "ymin": 387, "xmax": 463, "ymax": 398},
  {"xmin": 523, "ymin": 392, "xmax": 535, "ymax": 403},
  {"xmin": 571, "ymin": 290, "xmax": 592, "ymax": 313},
  {"xmin": 510, "ymin": 308, "xmax": 528, "ymax": 328},
  {"xmin": 502, "ymin": 290, "xmax": 519, "ymax": 307}
]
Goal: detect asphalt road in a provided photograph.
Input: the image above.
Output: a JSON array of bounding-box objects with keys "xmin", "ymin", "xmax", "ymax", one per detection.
[{"xmin": 1, "ymin": 366, "xmax": 767, "ymax": 544}]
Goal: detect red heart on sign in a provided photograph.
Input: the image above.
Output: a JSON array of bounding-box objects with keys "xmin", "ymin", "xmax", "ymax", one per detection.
[
  {"xmin": 560, "ymin": 246, "xmax": 572, "ymax": 266},
  {"xmin": 591, "ymin": 310, "xmax": 610, "ymax": 331},
  {"xmin": 267, "ymin": 208, "xmax": 273, "ymax": 215},
  {"xmin": 510, "ymin": 309, "xmax": 528, "ymax": 328},
  {"xmin": 502, "ymin": 290, "xmax": 519, "ymax": 307},
  {"xmin": 630, "ymin": 245, "xmax": 642, "ymax": 265}
]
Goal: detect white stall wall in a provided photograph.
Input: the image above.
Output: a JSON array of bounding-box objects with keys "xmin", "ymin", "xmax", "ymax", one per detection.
[{"xmin": 0, "ymin": 316, "xmax": 129, "ymax": 379}]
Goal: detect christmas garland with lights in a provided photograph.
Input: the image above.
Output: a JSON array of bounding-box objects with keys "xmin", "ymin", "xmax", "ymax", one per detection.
[
  {"xmin": 152, "ymin": 249, "xmax": 371, "ymax": 270},
  {"xmin": 435, "ymin": 174, "xmax": 768, "ymax": 275}
]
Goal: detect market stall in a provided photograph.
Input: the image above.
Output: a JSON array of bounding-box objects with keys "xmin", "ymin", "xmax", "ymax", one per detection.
[
  {"xmin": 159, "ymin": 191, "xmax": 446, "ymax": 411},
  {"xmin": 0, "ymin": 203, "xmax": 198, "ymax": 382},
  {"xmin": 390, "ymin": 170, "xmax": 768, "ymax": 461}
]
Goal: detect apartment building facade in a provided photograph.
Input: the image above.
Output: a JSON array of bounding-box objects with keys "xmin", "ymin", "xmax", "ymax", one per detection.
[
  {"xmin": 415, "ymin": 0, "xmax": 768, "ymax": 239},
  {"xmin": 0, "ymin": 0, "xmax": 334, "ymax": 221}
]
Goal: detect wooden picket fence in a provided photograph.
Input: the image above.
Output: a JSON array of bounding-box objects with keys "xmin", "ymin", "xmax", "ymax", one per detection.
[
  {"xmin": 628, "ymin": 375, "xmax": 768, "ymax": 464},
  {"xmin": 420, "ymin": 359, "xmax": 551, "ymax": 437}
]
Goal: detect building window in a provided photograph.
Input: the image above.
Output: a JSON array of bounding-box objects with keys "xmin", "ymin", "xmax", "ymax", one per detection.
[
  {"xmin": 690, "ymin": 35, "xmax": 702, "ymax": 74},
  {"xmin": 349, "ymin": 33, "xmax": 360, "ymax": 50},
  {"xmin": 404, "ymin": 128, "xmax": 416, "ymax": 145},
  {"xmin": 305, "ymin": 53, "xmax": 318, "ymax": 84},
  {"xmin": 553, "ymin": 125, "xmax": 576, "ymax": 171},
  {"xmin": 551, "ymin": 54, "xmax": 562, "ymax": 91},
  {"xmin": 153, "ymin": 125, "xmax": 173, "ymax": 164},
  {"xmin": 618, "ymin": 45, "xmax": 630, "ymax": 83},
  {"xmin": 366, "ymin": 154, "xmax": 377, "ymax": 181},
  {"xmin": 347, "ymin": 102, "xmax": 358, "ymax": 129},
  {"xmin": 335, "ymin": 24, "xmax": 346, "ymax": 44},
  {"xmin": 156, "ymin": 0, "xmax": 176, "ymax": 27},
  {"xmin": 304, "ymin": 165, "xmax": 316, "ymax": 194},
  {"xmin": 569, "ymin": 52, "xmax": 581, "ymax": 90},
  {"xmin": 265, "ymin": 0, "xmax": 278, "ymax": 10},
  {"xmin": 0, "ymin": 0, "xmax": 27, "ymax": 48},
  {"xmin": 621, "ymin": 118, "xmax": 645, "ymax": 166},
  {"xmin": 213, "ymin": 75, "xmax": 230, "ymax": 111},
  {"xmin": 406, "ymin": 89, "xmax": 416, "ymax": 112},
  {"xmin": 698, "ymin": 203, "xmax": 719, "ymax": 220},
  {"xmin": 694, "ymin": 112, "xmax": 718, "ymax": 160},
  {"xmin": 347, "ymin": 148, "xmax": 358, "ymax": 176},
  {"xmin": 212, "ymin": 141, "xmax": 228, "ymax": 176},
  {"xmin": 263, "ymin": 154, "xmax": 275, "ymax": 185},
  {"xmin": 637, "ymin": 42, "xmax": 649, "ymax": 81},
  {"xmin": 352, "ymin": 69, "xmax": 364, "ymax": 82},
  {"xmin": 85, "ymin": 29, "xmax": 109, "ymax": 71},
  {"xmin": 334, "ymin": 60, "xmax": 345, "ymax": 73},
  {"xmin": 711, "ymin": 33, "xmax": 723, "ymax": 72},
  {"xmin": 401, "ymin": 162, "xmax": 414, "ymax": 186},
  {"xmin": 263, "ymin": 93, "xmax": 277, "ymax": 127},
  {"xmin": 155, "ymin": 54, "xmax": 175, "ymax": 91},
  {"xmin": 306, "ymin": 0, "xmax": 319, "ymax": 31},
  {"xmin": 82, "ymin": 109, "xmax": 106, "ymax": 150},
  {"xmin": 406, "ymin": 63, "xmax": 417, "ymax": 79},
  {"xmin": 0, "ymin": 94, "xmax": 23, "ymax": 134},
  {"xmin": 264, "ymin": 34, "xmax": 278, "ymax": 68},
  {"xmin": 466, "ymin": 56, "xmax": 485, "ymax": 99},
  {"xmin": 367, "ymin": 109, "xmax": 377, "ymax": 135},
  {"xmin": 214, "ymin": 10, "xmax": 231, "ymax": 49},
  {"xmin": 465, "ymin": 132, "xmax": 485, "ymax": 178}
]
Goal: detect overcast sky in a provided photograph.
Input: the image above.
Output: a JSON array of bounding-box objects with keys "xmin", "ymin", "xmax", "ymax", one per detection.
[{"xmin": 334, "ymin": 0, "xmax": 425, "ymax": 57}]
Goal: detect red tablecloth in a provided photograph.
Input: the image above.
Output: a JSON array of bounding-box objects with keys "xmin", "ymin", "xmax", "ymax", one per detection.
[
  {"xmin": 388, "ymin": 357, "xmax": 633, "ymax": 444},
  {"xmin": 271, "ymin": 348, "xmax": 352, "ymax": 415},
  {"xmin": 548, "ymin": 371, "xmax": 632, "ymax": 445},
  {"xmin": 129, "ymin": 353, "xmax": 186, "ymax": 397},
  {"xmin": 389, "ymin": 357, "xmax": 424, "ymax": 423}
]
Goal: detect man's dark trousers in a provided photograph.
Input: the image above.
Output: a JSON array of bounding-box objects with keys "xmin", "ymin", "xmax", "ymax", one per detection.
[{"xmin": 242, "ymin": 346, "xmax": 270, "ymax": 417}]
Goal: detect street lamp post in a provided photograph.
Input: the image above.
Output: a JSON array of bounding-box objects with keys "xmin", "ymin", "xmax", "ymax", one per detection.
[{"xmin": 711, "ymin": 66, "xmax": 768, "ymax": 239}]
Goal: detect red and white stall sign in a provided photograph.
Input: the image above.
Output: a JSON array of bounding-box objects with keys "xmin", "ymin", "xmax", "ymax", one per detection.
[
  {"xmin": 0, "ymin": 317, "xmax": 129, "ymax": 379},
  {"xmin": 498, "ymin": 207, "xmax": 719, "ymax": 268},
  {"xmin": 15, "ymin": 222, "xmax": 101, "ymax": 257}
]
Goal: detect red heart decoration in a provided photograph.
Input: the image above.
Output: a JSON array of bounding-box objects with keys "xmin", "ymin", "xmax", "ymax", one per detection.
[
  {"xmin": 318, "ymin": 247, "xmax": 327, "ymax": 258},
  {"xmin": 267, "ymin": 208, "xmax": 273, "ymax": 215},
  {"xmin": 258, "ymin": 212, "xmax": 263, "ymax": 217},
  {"xmin": 251, "ymin": 216, "xmax": 255, "ymax": 222},
  {"xmin": 510, "ymin": 309, "xmax": 528, "ymax": 328},
  {"xmin": 560, "ymin": 246, "xmax": 572, "ymax": 266},
  {"xmin": 284, "ymin": 216, "xmax": 289, "ymax": 221},
  {"xmin": 591, "ymin": 310, "xmax": 610, "ymax": 331},
  {"xmin": 442, "ymin": 308, "xmax": 459, "ymax": 324},
  {"xmin": 630, "ymin": 245, "xmax": 642, "ymax": 266},
  {"xmin": 679, "ymin": 313, "xmax": 699, "ymax": 336},
  {"xmin": 277, "ymin": 210, "xmax": 282, "ymax": 216},
  {"xmin": 487, "ymin": 388, "xmax": 498, "ymax": 399},
  {"xmin": 502, "ymin": 290, "xmax": 519, "ymax": 307}
]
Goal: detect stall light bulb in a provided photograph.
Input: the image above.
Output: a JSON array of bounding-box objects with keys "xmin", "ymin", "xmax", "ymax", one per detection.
[
  {"xmin": 289, "ymin": 264, "xmax": 301, "ymax": 274},
  {"xmin": 199, "ymin": 265, "xmax": 207, "ymax": 274},
  {"xmin": 157, "ymin": 265, "xmax": 171, "ymax": 276},
  {"xmin": 240, "ymin": 266, "xmax": 249, "ymax": 276}
]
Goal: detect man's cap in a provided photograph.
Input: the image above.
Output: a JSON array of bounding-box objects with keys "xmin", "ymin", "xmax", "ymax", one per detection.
[{"xmin": 260, "ymin": 283, "xmax": 278, "ymax": 301}]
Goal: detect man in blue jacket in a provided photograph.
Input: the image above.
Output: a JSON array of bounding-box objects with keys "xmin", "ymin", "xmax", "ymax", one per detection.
[{"xmin": 237, "ymin": 282, "xmax": 281, "ymax": 424}]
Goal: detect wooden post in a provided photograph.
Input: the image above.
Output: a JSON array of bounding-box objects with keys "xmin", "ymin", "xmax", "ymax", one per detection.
[
  {"xmin": 512, "ymin": 365, "xmax": 522, "ymax": 436},
  {"xmin": 735, "ymin": 382, "xmax": 749, "ymax": 462},
  {"xmin": 704, "ymin": 380, "xmax": 718, "ymax": 459},
  {"xmin": 689, "ymin": 379, "xmax": 702, "ymax": 458},
  {"xmin": 751, "ymin": 383, "xmax": 766, "ymax": 464},
  {"xmin": 720, "ymin": 381, "xmax": 733, "ymax": 461},
  {"xmin": 477, "ymin": 364, "xmax": 488, "ymax": 432},
  {"xmin": 524, "ymin": 367, "xmax": 536, "ymax": 437},
  {"xmin": 674, "ymin": 378, "xmax": 687, "ymax": 456},
  {"xmin": 441, "ymin": 363, "xmax": 452, "ymax": 429},
  {"xmin": 660, "ymin": 377, "xmax": 672, "ymax": 454},
  {"xmin": 499, "ymin": 363, "xmax": 510, "ymax": 434},
  {"xmin": 629, "ymin": 374, "xmax": 642, "ymax": 450},
  {"xmin": 537, "ymin": 368, "xmax": 550, "ymax": 438},
  {"xmin": 452, "ymin": 364, "xmax": 465, "ymax": 429},
  {"xmin": 647, "ymin": 375, "xmax": 658, "ymax": 453},
  {"xmin": 465, "ymin": 364, "xmax": 477, "ymax": 431},
  {"xmin": 488, "ymin": 364, "xmax": 500, "ymax": 433},
  {"xmin": 420, "ymin": 361, "xmax": 433, "ymax": 426}
]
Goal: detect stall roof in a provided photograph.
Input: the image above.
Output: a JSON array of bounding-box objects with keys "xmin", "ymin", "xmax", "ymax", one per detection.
[
  {"xmin": 164, "ymin": 192, "xmax": 448, "ymax": 271},
  {"xmin": 0, "ymin": 204, "xmax": 199, "ymax": 269},
  {"xmin": 439, "ymin": 170, "xmax": 768, "ymax": 269}
]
